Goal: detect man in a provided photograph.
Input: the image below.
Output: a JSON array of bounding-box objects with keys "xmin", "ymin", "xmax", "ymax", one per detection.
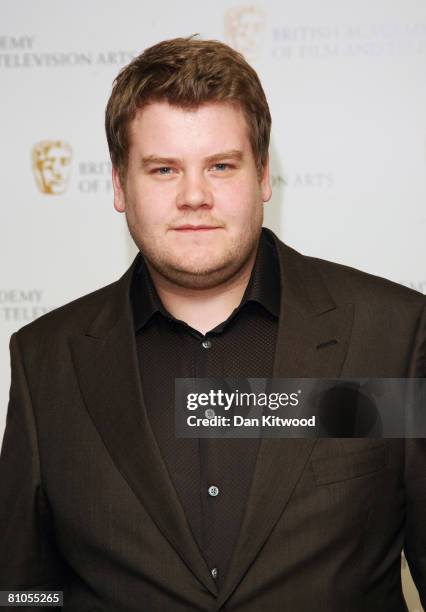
[{"xmin": 0, "ymin": 36, "xmax": 425, "ymax": 612}]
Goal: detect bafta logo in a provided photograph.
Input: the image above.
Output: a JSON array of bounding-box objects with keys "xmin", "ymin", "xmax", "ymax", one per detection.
[
  {"xmin": 32, "ymin": 140, "xmax": 72, "ymax": 195},
  {"xmin": 224, "ymin": 5, "xmax": 267, "ymax": 60}
]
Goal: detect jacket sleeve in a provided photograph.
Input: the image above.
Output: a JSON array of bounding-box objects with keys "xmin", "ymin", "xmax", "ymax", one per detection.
[
  {"xmin": 0, "ymin": 332, "xmax": 67, "ymax": 590},
  {"xmin": 404, "ymin": 302, "xmax": 426, "ymax": 607}
]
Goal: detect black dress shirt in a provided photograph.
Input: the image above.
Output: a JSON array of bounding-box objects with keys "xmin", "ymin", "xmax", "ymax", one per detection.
[{"xmin": 131, "ymin": 228, "xmax": 280, "ymax": 588}]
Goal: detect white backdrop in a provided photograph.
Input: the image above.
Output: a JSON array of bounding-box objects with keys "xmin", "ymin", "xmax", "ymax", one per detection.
[{"xmin": 1, "ymin": 1, "xmax": 425, "ymax": 609}]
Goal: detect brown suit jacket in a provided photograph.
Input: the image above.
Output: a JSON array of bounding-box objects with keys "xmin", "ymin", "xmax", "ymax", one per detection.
[{"xmin": 1, "ymin": 230, "xmax": 425, "ymax": 612}]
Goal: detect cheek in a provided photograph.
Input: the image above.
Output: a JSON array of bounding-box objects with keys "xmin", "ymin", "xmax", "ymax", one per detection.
[
  {"xmin": 215, "ymin": 180, "xmax": 261, "ymax": 218},
  {"xmin": 126, "ymin": 183, "xmax": 169, "ymax": 226}
]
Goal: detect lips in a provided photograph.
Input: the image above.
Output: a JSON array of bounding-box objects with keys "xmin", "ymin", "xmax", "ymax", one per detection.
[{"xmin": 173, "ymin": 225, "xmax": 221, "ymax": 231}]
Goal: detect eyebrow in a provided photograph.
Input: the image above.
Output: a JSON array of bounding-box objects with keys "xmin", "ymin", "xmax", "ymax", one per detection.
[{"xmin": 140, "ymin": 149, "xmax": 244, "ymax": 167}]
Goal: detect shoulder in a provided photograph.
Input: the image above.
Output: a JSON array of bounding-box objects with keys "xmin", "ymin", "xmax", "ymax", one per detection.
[
  {"xmin": 272, "ymin": 230, "xmax": 425, "ymax": 313},
  {"xmin": 14, "ymin": 278, "xmax": 120, "ymax": 350},
  {"xmin": 269, "ymin": 230, "xmax": 425, "ymax": 342},
  {"xmin": 302, "ymin": 252, "xmax": 425, "ymax": 346},
  {"xmin": 13, "ymin": 254, "xmax": 140, "ymax": 350},
  {"xmin": 309, "ymin": 254, "xmax": 424, "ymax": 307}
]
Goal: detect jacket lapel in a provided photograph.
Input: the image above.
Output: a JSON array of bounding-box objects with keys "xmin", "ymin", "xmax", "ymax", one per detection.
[
  {"xmin": 215, "ymin": 231, "xmax": 355, "ymax": 610},
  {"xmin": 69, "ymin": 257, "xmax": 218, "ymax": 597}
]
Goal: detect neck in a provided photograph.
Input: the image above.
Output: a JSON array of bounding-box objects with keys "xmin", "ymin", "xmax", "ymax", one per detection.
[{"xmin": 146, "ymin": 250, "xmax": 257, "ymax": 336}]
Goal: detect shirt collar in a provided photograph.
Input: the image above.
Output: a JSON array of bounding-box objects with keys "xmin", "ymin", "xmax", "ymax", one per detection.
[{"xmin": 131, "ymin": 228, "xmax": 281, "ymax": 332}]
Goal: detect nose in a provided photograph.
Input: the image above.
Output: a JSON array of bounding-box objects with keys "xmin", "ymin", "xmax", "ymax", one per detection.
[{"xmin": 176, "ymin": 169, "xmax": 213, "ymax": 210}]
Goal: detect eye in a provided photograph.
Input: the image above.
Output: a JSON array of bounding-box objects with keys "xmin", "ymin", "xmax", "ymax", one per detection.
[
  {"xmin": 212, "ymin": 163, "xmax": 232, "ymax": 172},
  {"xmin": 154, "ymin": 167, "xmax": 173, "ymax": 175}
]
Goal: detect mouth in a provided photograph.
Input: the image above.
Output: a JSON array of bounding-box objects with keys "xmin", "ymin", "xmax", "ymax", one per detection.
[{"xmin": 172, "ymin": 225, "xmax": 222, "ymax": 232}]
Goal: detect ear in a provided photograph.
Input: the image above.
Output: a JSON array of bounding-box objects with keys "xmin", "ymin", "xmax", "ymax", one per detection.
[
  {"xmin": 112, "ymin": 166, "xmax": 126, "ymax": 213},
  {"xmin": 260, "ymin": 155, "xmax": 272, "ymax": 203}
]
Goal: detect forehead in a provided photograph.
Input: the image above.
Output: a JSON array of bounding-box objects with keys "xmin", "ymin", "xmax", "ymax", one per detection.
[{"xmin": 128, "ymin": 101, "xmax": 251, "ymax": 154}]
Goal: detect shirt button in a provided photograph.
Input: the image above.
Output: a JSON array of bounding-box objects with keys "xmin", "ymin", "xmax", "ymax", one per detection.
[
  {"xmin": 211, "ymin": 567, "xmax": 218, "ymax": 579},
  {"xmin": 205, "ymin": 408, "xmax": 215, "ymax": 419},
  {"xmin": 201, "ymin": 339, "xmax": 212, "ymax": 349},
  {"xmin": 208, "ymin": 485, "xmax": 219, "ymax": 497}
]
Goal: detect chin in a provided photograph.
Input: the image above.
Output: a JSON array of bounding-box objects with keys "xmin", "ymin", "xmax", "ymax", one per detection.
[
  {"xmin": 163, "ymin": 270, "xmax": 232, "ymax": 290},
  {"xmin": 162, "ymin": 254, "xmax": 249, "ymax": 289},
  {"xmin": 170, "ymin": 261, "xmax": 227, "ymax": 280},
  {"xmin": 167, "ymin": 246, "xmax": 227, "ymax": 269}
]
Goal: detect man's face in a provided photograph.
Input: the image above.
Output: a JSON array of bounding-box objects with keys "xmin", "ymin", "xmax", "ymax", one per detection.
[{"xmin": 112, "ymin": 100, "xmax": 271, "ymax": 289}]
